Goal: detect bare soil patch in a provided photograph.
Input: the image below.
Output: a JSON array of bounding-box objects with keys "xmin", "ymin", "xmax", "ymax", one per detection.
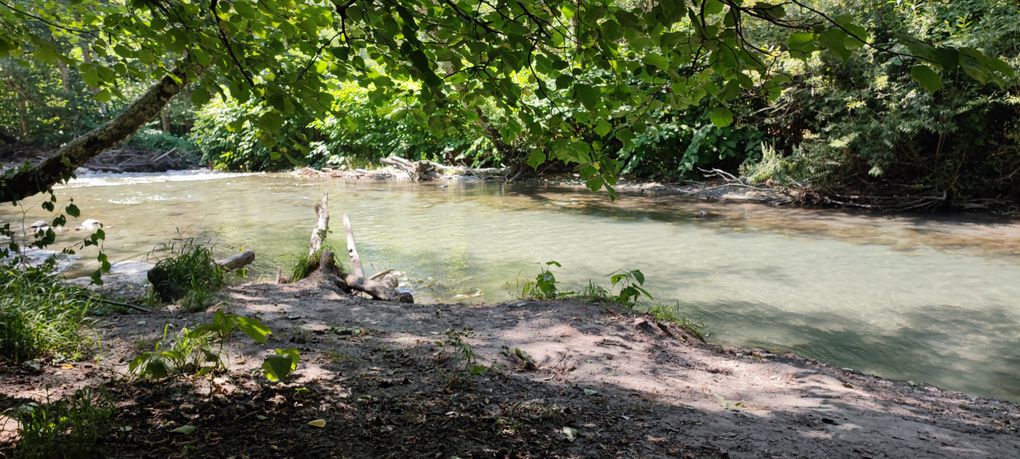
[{"xmin": 2, "ymin": 281, "xmax": 1019, "ymax": 458}]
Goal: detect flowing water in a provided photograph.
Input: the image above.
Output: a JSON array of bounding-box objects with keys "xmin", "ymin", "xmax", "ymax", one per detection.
[{"xmin": 4, "ymin": 171, "xmax": 1020, "ymax": 401}]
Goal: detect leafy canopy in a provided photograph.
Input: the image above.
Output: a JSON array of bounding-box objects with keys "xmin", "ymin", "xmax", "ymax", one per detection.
[{"xmin": 0, "ymin": 0, "xmax": 1013, "ymax": 195}]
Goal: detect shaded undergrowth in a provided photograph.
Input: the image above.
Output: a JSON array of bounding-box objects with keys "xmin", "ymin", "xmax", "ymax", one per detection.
[{"xmin": 0, "ymin": 262, "xmax": 95, "ymax": 364}]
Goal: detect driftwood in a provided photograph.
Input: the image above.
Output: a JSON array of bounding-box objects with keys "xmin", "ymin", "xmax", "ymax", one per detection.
[
  {"xmin": 215, "ymin": 250, "xmax": 255, "ymax": 271},
  {"xmin": 81, "ymin": 147, "xmax": 192, "ymax": 173},
  {"xmin": 342, "ymin": 213, "xmax": 413, "ymax": 303},
  {"xmin": 309, "ymin": 192, "xmax": 329, "ymax": 256},
  {"xmin": 380, "ymin": 156, "xmax": 508, "ymax": 181},
  {"xmin": 297, "ymin": 192, "xmax": 413, "ymax": 303}
]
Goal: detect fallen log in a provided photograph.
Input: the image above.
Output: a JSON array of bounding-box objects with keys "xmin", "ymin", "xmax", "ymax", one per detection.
[{"xmin": 215, "ymin": 250, "xmax": 255, "ymax": 271}]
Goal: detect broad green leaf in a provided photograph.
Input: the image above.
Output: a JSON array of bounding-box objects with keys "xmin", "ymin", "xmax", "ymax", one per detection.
[
  {"xmin": 575, "ymin": 84, "xmax": 600, "ymax": 111},
  {"xmin": 709, "ymin": 107, "xmax": 733, "ymax": 127},
  {"xmin": 259, "ymin": 112, "xmax": 285, "ymax": 132},
  {"xmin": 932, "ymin": 47, "xmax": 959, "ymax": 70},
  {"xmin": 642, "ymin": 53, "xmax": 669, "ymax": 70},
  {"xmin": 234, "ymin": 316, "xmax": 272, "ymax": 344},
  {"xmin": 95, "ymin": 89, "xmax": 112, "ymax": 103},
  {"xmin": 787, "ymin": 32, "xmax": 816, "ymax": 57},
  {"xmin": 81, "ymin": 65, "xmax": 101, "ymax": 88},
  {"xmin": 527, "ymin": 151, "xmax": 546, "ymax": 169},
  {"xmin": 191, "ymin": 86, "xmax": 212, "ymax": 106},
  {"xmin": 263, "ymin": 348, "xmax": 300, "ymax": 382},
  {"xmin": 910, "ymin": 65, "xmax": 942, "ymax": 92},
  {"xmin": 594, "ymin": 119, "xmax": 612, "ymax": 137}
]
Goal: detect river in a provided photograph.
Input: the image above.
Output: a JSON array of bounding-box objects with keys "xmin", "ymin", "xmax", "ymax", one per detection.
[{"xmin": 3, "ymin": 171, "xmax": 1019, "ymax": 401}]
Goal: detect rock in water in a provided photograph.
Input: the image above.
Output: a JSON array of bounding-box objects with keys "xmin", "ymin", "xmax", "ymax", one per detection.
[{"xmin": 77, "ymin": 219, "xmax": 103, "ymax": 231}]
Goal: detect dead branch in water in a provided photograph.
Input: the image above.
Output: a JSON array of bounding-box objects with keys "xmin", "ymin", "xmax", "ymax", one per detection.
[
  {"xmin": 342, "ymin": 212, "xmax": 412, "ymax": 303},
  {"xmin": 296, "ymin": 192, "xmax": 412, "ymax": 303}
]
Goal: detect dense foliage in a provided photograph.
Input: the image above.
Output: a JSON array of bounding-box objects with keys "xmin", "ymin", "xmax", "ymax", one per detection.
[{"xmin": 0, "ymin": 0, "xmax": 1016, "ymax": 206}]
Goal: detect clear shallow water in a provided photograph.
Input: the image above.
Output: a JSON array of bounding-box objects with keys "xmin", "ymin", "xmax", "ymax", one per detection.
[{"xmin": 4, "ymin": 172, "xmax": 1020, "ymax": 401}]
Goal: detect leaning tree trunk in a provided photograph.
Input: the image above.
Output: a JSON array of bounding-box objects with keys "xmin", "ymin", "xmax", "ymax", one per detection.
[{"xmin": 0, "ymin": 62, "xmax": 195, "ymax": 204}]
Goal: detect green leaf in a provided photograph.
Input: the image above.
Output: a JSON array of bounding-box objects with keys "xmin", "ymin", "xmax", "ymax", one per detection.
[
  {"xmin": 594, "ymin": 119, "xmax": 612, "ymax": 137},
  {"xmin": 575, "ymin": 84, "xmax": 600, "ymax": 111},
  {"xmin": 191, "ymin": 86, "xmax": 213, "ymax": 106},
  {"xmin": 171, "ymin": 425, "xmax": 197, "ymax": 435},
  {"xmin": 932, "ymin": 47, "xmax": 959, "ymax": 70},
  {"xmin": 263, "ymin": 348, "xmax": 300, "ymax": 382},
  {"xmin": 910, "ymin": 65, "xmax": 942, "ymax": 93},
  {"xmin": 642, "ymin": 53, "xmax": 669, "ymax": 70},
  {"xmin": 406, "ymin": 49, "xmax": 442, "ymax": 87},
  {"xmin": 234, "ymin": 316, "xmax": 272, "ymax": 344},
  {"xmin": 81, "ymin": 64, "xmax": 100, "ymax": 88},
  {"xmin": 787, "ymin": 32, "xmax": 816, "ymax": 57},
  {"xmin": 709, "ymin": 107, "xmax": 733, "ymax": 127},
  {"xmin": 259, "ymin": 112, "xmax": 285, "ymax": 132},
  {"xmin": 95, "ymin": 89, "xmax": 112, "ymax": 103},
  {"xmin": 526, "ymin": 151, "xmax": 546, "ymax": 169},
  {"xmin": 65, "ymin": 203, "xmax": 80, "ymax": 218}
]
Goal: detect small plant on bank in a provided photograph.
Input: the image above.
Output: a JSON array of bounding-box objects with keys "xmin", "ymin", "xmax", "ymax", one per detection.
[
  {"xmin": 129, "ymin": 311, "xmax": 300, "ymax": 383},
  {"xmin": 572, "ymin": 269, "xmax": 652, "ymax": 308},
  {"xmin": 647, "ymin": 303, "xmax": 706, "ymax": 340},
  {"xmin": 577, "ymin": 279, "xmax": 610, "ymax": 302},
  {"xmin": 147, "ymin": 238, "xmax": 225, "ymax": 310},
  {"xmin": 11, "ymin": 388, "xmax": 113, "ymax": 459},
  {"xmin": 0, "ymin": 262, "xmax": 95, "ymax": 363},
  {"xmin": 439, "ymin": 328, "xmax": 487, "ymax": 375},
  {"xmin": 506, "ymin": 261, "xmax": 562, "ymax": 300},
  {"xmin": 608, "ymin": 269, "xmax": 652, "ymax": 307},
  {"xmin": 262, "ymin": 348, "xmax": 301, "ymax": 382}
]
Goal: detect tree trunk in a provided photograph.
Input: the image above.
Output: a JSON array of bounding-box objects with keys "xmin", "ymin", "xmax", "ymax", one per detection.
[
  {"xmin": 57, "ymin": 60, "xmax": 73, "ymax": 93},
  {"xmin": 160, "ymin": 110, "xmax": 171, "ymax": 133},
  {"xmin": 0, "ymin": 62, "xmax": 195, "ymax": 204}
]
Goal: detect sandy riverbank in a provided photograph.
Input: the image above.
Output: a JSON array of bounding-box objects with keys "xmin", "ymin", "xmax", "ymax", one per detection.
[{"xmin": 2, "ymin": 279, "xmax": 1018, "ymax": 458}]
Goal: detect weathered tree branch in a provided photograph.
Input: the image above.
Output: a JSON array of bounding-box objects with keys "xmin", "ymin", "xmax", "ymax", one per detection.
[
  {"xmin": 215, "ymin": 250, "xmax": 255, "ymax": 271},
  {"xmin": 342, "ymin": 213, "xmax": 364, "ymax": 279},
  {"xmin": 309, "ymin": 192, "xmax": 329, "ymax": 256},
  {"xmin": 342, "ymin": 212, "xmax": 412, "ymax": 303},
  {"xmin": 0, "ymin": 62, "xmax": 196, "ymax": 203}
]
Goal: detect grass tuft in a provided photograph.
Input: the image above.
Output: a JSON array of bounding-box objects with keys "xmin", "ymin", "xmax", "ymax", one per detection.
[
  {"xmin": 0, "ymin": 262, "xmax": 95, "ymax": 363},
  {"xmin": 12, "ymin": 388, "xmax": 113, "ymax": 459},
  {"xmin": 647, "ymin": 303, "xmax": 706, "ymax": 340},
  {"xmin": 147, "ymin": 238, "xmax": 225, "ymax": 311},
  {"xmin": 287, "ymin": 248, "xmax": 342, "ymax": 282}
]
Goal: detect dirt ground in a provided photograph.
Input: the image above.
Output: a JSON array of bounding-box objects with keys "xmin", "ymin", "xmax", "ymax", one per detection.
[{"xmin": 2, "ymin": 281, "xmax": 1019, "ymax": 458}]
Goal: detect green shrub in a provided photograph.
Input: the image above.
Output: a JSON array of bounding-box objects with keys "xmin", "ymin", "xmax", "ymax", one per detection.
[
  {"xmin": 12, "ymin": 388, "xmax": 113, "ymax": 459},
  {"xmin": 129, "ymin": 311, "xmax": 299, "ymax": 383},
  {"xmin": 125, "ymin": 128, "xmax": 199, "ymax": 160},
  {"xmin": 0, "ymin": 263, "xmax": 94, "ymax": 363},
  {"xmin": 147, "ymin": 239, "xmax": 225, "ymax": 310},
  {"xmin": 287, "ymin": 248, "xmax": 343, "ymax": 283},
  {"xmin": 506, "ymin": 261, "xmax": 562, "ymax": 300},
  {"xmin": 755, "ymin": 0, "xmax": 1020, "ymax": 203}
]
